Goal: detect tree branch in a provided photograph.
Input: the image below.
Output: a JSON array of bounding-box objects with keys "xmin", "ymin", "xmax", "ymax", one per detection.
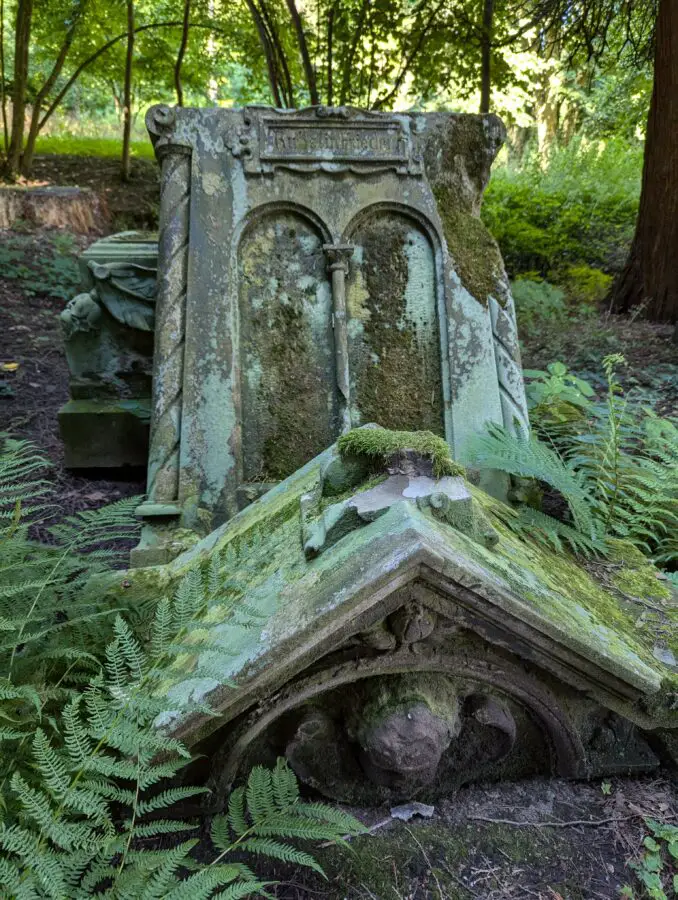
[
  {"xmin": 373, "ymin": 0, "xmax": 444, "ymax": 109},
  {"xmin": 37, "ymin": 21, "xmax": 221, "ymax": 132},
  {"xmin": 285, "ymin": 0, "xmax": 318, "ymax": 104},
  {"xmin": 174, "ymin": 0, "xmax": 192, "ymax": 106}
]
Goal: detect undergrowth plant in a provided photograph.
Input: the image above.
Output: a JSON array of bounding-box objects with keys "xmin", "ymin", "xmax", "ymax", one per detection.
[
  {"xmin": 0, "ymin": 233, "xmax": 79, "ymax": 301},
  {"xmin": 621, "ymin": 818, "xmax": 678, "ymax": 900},
  {"xmin": 0, "ymin": 438, "xmax": 363, "ymax": 896},
  {"xmin": 463, "ymin": 356, "xmax": 678, "ymax": 564}
]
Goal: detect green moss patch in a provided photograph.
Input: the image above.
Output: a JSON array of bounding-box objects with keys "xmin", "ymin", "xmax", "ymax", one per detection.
[
  {"xmin": 435, "ymin": 188, "xmax": 506, "ymax": 305},
  {"xmin": 338, "ymin": 427, "xmax": 465, "ymax": 478}
]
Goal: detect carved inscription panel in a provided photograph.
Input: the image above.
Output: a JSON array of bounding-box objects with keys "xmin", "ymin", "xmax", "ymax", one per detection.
[{"xmin": 261, "ymin": 120, "xmax": 407, "ymax": 163}]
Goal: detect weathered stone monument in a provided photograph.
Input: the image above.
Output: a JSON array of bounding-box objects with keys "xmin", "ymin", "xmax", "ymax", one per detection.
[
  {"xmin": 58, "ymin": 232, "xmax": 156, "ymax": 467},
  {"xmin": 75, "ymin": 104, "xmax": 678, "ymax": 802},
  {"xmin": 128, "ymin": 104, "xmax": 528, "ymax": 565}
]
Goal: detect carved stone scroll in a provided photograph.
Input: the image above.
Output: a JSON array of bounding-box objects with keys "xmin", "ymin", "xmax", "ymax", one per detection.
[{"xmin": 488, "ymin": 296, "xmax": 529, "ymax": 434}]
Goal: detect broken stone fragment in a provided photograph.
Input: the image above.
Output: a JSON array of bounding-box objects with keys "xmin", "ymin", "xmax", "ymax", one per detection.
[{"xmin": 303, "ymin": 468, "xmax": 498, "ymax": 558}]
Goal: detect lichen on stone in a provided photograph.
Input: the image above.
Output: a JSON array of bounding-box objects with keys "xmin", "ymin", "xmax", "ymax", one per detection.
[{"xmin": 337, "ymin": 426, "xmax": 465, "ymax": 478}]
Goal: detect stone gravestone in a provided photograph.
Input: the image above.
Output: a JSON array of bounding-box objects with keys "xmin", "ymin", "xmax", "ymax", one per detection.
[
  {"xmin": 90, "ymin": 105, "xmax": 677, "ymax": 803},
  {"xmin": 58, "ymin": 232, "xmax": 157, "ymax": 468},
  {"xmin": 132, "ymin": 104, "xmax": 528, "ymax": 565}
]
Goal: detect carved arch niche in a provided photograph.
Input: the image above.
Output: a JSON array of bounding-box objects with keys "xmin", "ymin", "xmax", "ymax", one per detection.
[
  {"xmin": 237, "ymin": 208, "xmax": 339, "ymax": 482},
  {"xmin": 345, "ymin": 207, "xmax": 446, "ymax": 435}
]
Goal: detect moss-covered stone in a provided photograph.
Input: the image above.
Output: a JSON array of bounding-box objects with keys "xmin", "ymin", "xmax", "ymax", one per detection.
[
  {"xmin": 435, "ymin": 192, "xmax": 507, "ymax": 306},
  {"xmin": 607, "ymin": 540, "xmax": 672, "ymax": 602},
  {"xmin": 346, "ymin": 214, "xmax": 445, "ymax": 433},
  {"xmin": 337, "ymin": 426, "xmax": 465, "ymax": 478}
]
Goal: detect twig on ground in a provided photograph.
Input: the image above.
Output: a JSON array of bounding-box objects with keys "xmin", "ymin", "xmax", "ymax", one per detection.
[{"xmin": 467, "ymin": 812, "xmax": 678, "ymax": 828}]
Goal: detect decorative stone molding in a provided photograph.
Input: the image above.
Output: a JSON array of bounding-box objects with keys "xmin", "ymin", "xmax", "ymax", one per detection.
[{"xmin": 232, "ymin": 106, "xmax": 423, "ymax": 177}]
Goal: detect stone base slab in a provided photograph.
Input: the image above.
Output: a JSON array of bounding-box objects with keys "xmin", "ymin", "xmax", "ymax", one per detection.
[{"xmin": 58, "ymin": 398, "xmax": 150, "ymax": 468}]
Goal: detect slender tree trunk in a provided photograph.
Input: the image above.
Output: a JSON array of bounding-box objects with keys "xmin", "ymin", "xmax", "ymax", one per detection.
[
  {"xmin": 174, "ymin": 0, "xmax": 191, "ymax": 106},
  {"xmin": 285, "ymin": 0, "xmax": 318, "ymax": 104},
  {"xmin": 21, "ymin": 14, "xmax": 81, "ymax": 177},
  {"xmin": 5, "ymin": 0, "xmax": 32, "ymax": 178},
  {"xmin": 326, "ymin": 4, "xmax": 335, "ymax": 106},
  {"xmin": 0, "ymin": 0, "xmax": 8, "ymax": 156},
  {"xmin": 258, "ymin": 0, "xmax": 294, "ymax": 106},
  {"xmin": 339, "ymin": 0, "xmax": 368, "ymax": 105},
  {"xmin": 244, "ymin": 0, "xmax": 283, "ymax": 106},
  {"xmin": 479, "ymin": 0, "xmax": 494, "ymax": 114},
  {"xmin": 613, "ymin": 0, "xmax": 678, "ymax": 337},
  {"xmin": 121, "ymin": 0, "xmax": 134, "ymax": 181}
]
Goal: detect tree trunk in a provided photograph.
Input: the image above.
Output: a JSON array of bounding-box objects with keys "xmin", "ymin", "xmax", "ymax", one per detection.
[
  {"xmin": 613, "ymin": 0, "xmax": 678, "ymax": 336},
  {"xmin": 479, "ymin": 0, "xmax": 494, "ymax": 114},
  {"xmin": 5, "ymin": 0, "xmax": 33, "ymax": 178},
  {"xmin": 174, "ymin": 0, "xmax": 191, "ymax": 106},
  {"xmin": 285, "ymin": 0, "xmax": 318, "ymax": 104},
  {"xmin": 1, "ymin": 0, "xmax": 9, "ymax": 155},
  {"xmin": 121, "ymin": 0, "xmax": 134, "ymax": 181},
  {"xmin": 21, "ymin": 14, "xmax": 81, "ymax": 177}
]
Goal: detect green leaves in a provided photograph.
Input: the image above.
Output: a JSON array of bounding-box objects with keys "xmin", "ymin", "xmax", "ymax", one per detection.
[
  {"xmin": 465, "ymin": 354, "xmax": 678, "ymax": 565},
  {"xmin": 211, "ymin": 760, "xmax": 365, "ymax": 879},
  {"xmin": 0, "ymin": 439, "xmax": 364, "ymax": 897},
  {"xmin": 627, "ymin": 818, "xmax": 678, "ymax": 899}
]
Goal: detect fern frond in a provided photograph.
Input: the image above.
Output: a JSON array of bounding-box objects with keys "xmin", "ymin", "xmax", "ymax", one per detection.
[
  {"xmin": 464, "ymin": 423, "xmax": 595, "ymax": 534},
  {"xmin": 239, "ymin": 837, "xmax": 325, "ymax": 875}
]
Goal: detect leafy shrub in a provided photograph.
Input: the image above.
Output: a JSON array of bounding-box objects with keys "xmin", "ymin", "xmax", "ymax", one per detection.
[
  {"xmin": 0, "ymin": 438, "xmax": 363, "ymax": 896},
  {"xmin": 621, "ymin": 818, "xmax": 678, "ymax": 899},
  {"xmin": 559, "ymin": 264, "xmax": 613, "ymax": 306},
  {"xmin": 483, "ymin": 138, "xmax": 642, "ymax": 278},
  {"xmin": 511, "ymin": 277, "xmax": 567, "ymax": 331},
  {"xmin": 524, "ymin": 361, "xmax": 596, "ymax": 433}
]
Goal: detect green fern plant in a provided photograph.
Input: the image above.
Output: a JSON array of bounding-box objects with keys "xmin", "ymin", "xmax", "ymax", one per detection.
[
  {"xmin": 0, "ymin": 438, "xmax": 363, "ymax": 896},
  {"xmin": 463, "ymin": 356, "xmax": 678, "ymax": 565}
]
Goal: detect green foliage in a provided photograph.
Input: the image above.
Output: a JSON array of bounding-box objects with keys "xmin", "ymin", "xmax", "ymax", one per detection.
[
  {"xmin": 621, "ymin": 818, "xmax": 678, "ymax": 899},
  {"xmin": 464, "ymin": 356, "xmax": 678, "ymax": 565},
  {"xmin": 511, "ymin": 277, "xmax": 567, "ymax": 331},
  {"xmin": 559, "ymin": 264, "xmax": 614, "ymax": 306},
  {"xmin": 484, "ymin": 139, "xmax": 642, "ymax": 279},
  {"xmin": 35, "ymin": 135, "xmax": 155, "ymax": 160},
  {"xmin": 0, "ymin": 234, "xmax": 79, "ymax": 301},
  {"xmin": 338, "ymin": 427, "xmax": 465, "ymax": 478},
  {"xmin": 524, "ymin": 361, "xmax": 596, "ymax": 432},
  {"xmin": 0, "ymin": 437, "xmax": 363, "ymax": 896}
]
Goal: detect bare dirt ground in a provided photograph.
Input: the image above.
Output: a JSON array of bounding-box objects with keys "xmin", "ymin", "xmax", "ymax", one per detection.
[
  {"xmin": 1, "ymin": 156, "xmax": 677, "ymax": 898},
  {"xmin": 263, "ymin": 775, "xmax": 678, "ymax": 899}
]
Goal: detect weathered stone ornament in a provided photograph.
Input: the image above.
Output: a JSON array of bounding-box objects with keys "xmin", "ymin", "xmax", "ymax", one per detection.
[
  {"xmin": 58, "ymin": 232, "xmax": 157, "ymax": 468},
  {"xmin": 96, "ymin": 430, "xmax": 678, "ymax": 806}
]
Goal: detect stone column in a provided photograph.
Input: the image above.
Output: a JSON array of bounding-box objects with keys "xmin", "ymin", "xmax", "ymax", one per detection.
[
  {"xmin": 132, "ymin": 107, "xmax": 191, "ymax": 565},
  {"xmin": 143, "ymin": 144, "xmax": 191, "ymax": 513},
  {"xmin": 323, "ymin": 243, "xmax": 354, "ymax": 433}
]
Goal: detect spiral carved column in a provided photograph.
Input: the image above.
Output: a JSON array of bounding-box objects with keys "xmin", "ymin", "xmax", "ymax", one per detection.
[{"xmin": 146, "ymin": 145, "xmax": 191, "ymax": 505}]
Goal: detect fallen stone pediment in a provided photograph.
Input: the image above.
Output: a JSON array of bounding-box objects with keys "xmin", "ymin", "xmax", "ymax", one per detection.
[{"xmin": 101, "ymin": 439, "xmax": 678, "ymax": 803}]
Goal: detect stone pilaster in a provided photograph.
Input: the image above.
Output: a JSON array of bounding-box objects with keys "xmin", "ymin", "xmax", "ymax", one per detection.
[
  {"xmin": 132, "ymin": 107, "xmax": 192, "ymax": 566},
  {"xmin": 323, "ymin": 243, "xmax": 354, "ymax": 433}
]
